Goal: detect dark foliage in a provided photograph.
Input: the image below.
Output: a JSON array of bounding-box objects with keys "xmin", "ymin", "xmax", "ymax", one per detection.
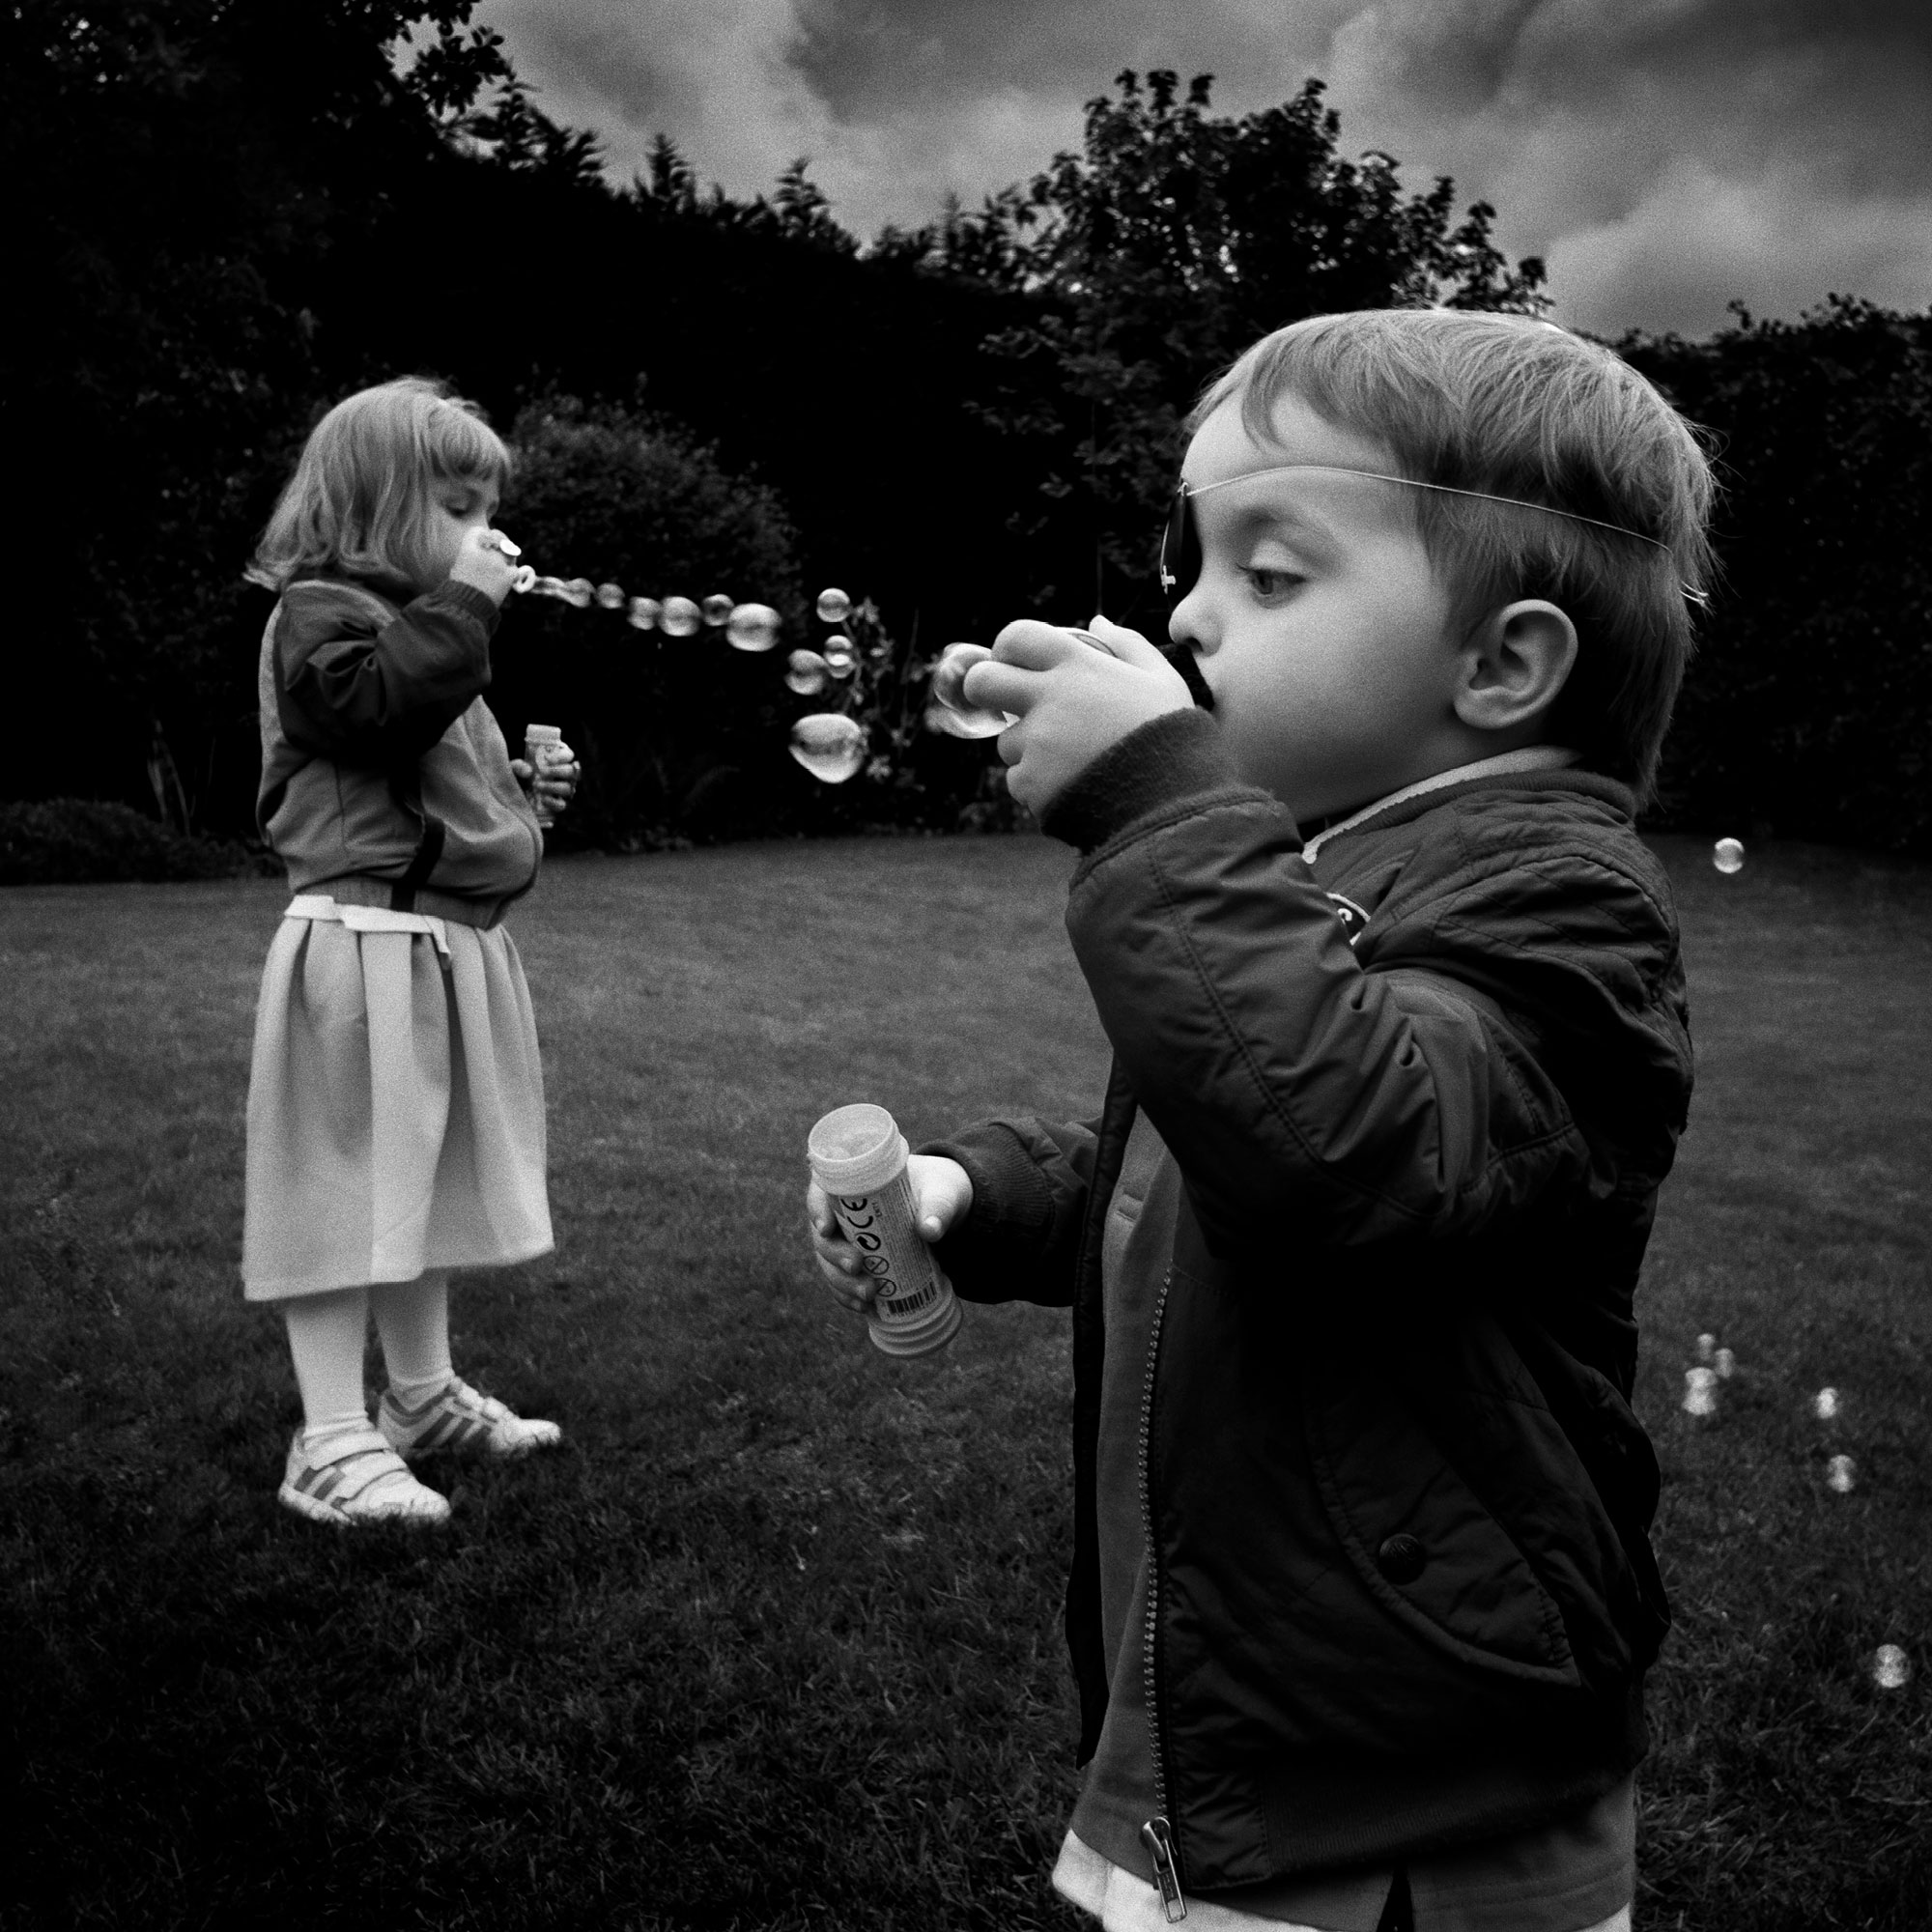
[
  {"xmin": 1629, "ymin": 299, "xmax": 1932, "ymax": 853},
  {"xmin": 11, "ymin": 6, "xmax": 1925, "ymax": 852},
  {"xmin": 0, "ymin": 798, "xmax": 270, "ymax": 883}
]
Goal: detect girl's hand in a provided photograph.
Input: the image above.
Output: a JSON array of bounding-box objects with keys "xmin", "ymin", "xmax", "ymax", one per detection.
[
  {"xmin": 962, "ymin": 614, "xmax": 1192, "ymax": 815},
  {"xmin": 806, "ymin": 1154, "xmax": 974, "ymax": 1315},
  {"xmin": 510, "ymin": 747, "xmax": 581, "ymax": 820},
  {"xmin": 448, "ymin": 526, "xmax": 520, "ymax": 604}
]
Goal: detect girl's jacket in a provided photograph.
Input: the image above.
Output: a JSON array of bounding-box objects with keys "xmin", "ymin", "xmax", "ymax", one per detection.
[
  {"xmin": 925, "ymin": 709, "xmax": 1692, "ymax": 1889},
  {"xmin": 256, "ymin": 574, "xmax": 541, "ymax": 923}
]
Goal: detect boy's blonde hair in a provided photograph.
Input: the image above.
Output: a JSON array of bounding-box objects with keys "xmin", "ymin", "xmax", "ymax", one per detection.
[
  {"xmin": 1190, "ymin": 311, "xmax": 1716, "ymax": 802},
  {"xmin": 246, "ymin": 377, "xmax": 511, "ymax": 594}
]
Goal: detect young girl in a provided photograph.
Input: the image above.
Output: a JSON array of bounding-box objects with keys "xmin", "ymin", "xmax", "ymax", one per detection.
[{"xmin": 242, "ymin": 376, "xmax": 579, "ymax": 1527}]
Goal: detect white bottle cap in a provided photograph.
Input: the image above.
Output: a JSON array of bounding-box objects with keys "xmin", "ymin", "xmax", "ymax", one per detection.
[{"xmin": 808, "ymin": 1103, "xmax": 905, "ymax": 1194}]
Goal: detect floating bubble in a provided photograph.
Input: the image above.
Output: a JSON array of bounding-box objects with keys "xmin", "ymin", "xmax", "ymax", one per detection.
[
  {"xmin": 1683, "ymin": 1366, "xmax": 1719, "ymax": 1417},
  {"xmin": 1714, "ymin": 1347, "xmax": 1736, "ymax": 1379},
  {"xmin": 1814, "ymin": 1387, "xmax": 1841, "ymax": 1421},
  {"xmin": 561, "ymin": 578, "xmax": 595, "ymax": 609},
  {"xmin": 1827, "ymin": 1454, "xmax": 1857, "ymax": 1493},
  {"xmin": 595, "ymin": 582, "xmax": 626, "ymax": 610},
  {"xmin": 1696, "ymin": 1333, "xmax": 1717, "ymax": 1362},
  {"xmin": 789, "ymin": 712, "xmax": 866, "ymax": 783},
  {"xmin": 701, "ymin": 594, "xmax": 735, "ymax": 627},
  {"xmin": 509, "ymin": 564, "xmax": 537, "ymax": 595},
  {"xmin": 529, "ymin": 575, "xmax": 570, "ymax": 601},
  {"xmin": 1713, "ymin": 837, "xmax": 1745, "ymax": 875},
  {"xmin": 785, "ymin": 649, "xmax": 831, "ymax": 696},
  {"xmin": 823, "ymin": 646, "xmax": 857, "ymax": 679},
  {"xmin": 627, "ymin": 597, "xmax": 662, "ymax": 631},
  {"xmin": 816, "ymin": 586, "xmax": 852, "ymax": 625},
  {"xmin": 925, "ymin": 640, "xmax": 1013, "ymax": 739},
  {"xmin": 659, "ymin": 596, "xmax": 701, "ymax": 638},
  {"xmin": 725, "ymin": 602, "xmax": 782, "ymax": 652},
  {"xmin": 1874, "ymin": 1645, "xmax": 1911, "ymax": 1690}
]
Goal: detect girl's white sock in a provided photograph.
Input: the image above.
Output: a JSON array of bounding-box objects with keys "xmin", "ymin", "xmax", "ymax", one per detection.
[
  {"xmin": 374, "ymin": 1270, "xmax": 455, "ymax": 1407},
  {"xmin": 283, "ymin": 1286, "xmax": 373, "ymax": 1448}
]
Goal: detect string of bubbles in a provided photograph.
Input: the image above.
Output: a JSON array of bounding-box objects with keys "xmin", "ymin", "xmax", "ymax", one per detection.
[{"xmin": 510, "ymin": 560, "xmax": 1012, "ymax": 785}]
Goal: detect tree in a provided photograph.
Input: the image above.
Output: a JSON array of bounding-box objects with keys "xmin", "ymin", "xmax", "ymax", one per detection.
[
  {"xmin": 911, "ymin": 71, "xmax": 1550, "ymax": 617},
  {"xmin": 5, "ymin": 0, "xmax": 513, "ymax": 823}
]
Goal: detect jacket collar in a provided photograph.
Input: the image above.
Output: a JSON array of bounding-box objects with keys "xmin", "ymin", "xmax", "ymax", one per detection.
[{"xmin": 1300, "ymin": 747, "xmax": 1607, "ymax": 862}]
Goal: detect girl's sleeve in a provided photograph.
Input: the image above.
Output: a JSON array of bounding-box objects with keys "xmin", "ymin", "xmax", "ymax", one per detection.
[
  {"xmin": 918, "ymin": 1115, "xmax": 1098, "ymax": 1308},
  {"xmin": 273, "ymin": 580, "xmax": 500, "ymax": 765}
]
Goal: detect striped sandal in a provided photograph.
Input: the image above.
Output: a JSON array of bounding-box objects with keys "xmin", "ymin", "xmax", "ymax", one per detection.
[
  {"xmin": 378, "ymin": 1377, "xmax": 562, "ymax": 1461},
  {"xmin": 278, "ymin": 1427, "xmax": 451, "ymax": 1527}
]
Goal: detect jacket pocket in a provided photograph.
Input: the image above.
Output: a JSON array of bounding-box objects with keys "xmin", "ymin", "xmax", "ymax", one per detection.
[{"xmin": 1304, "ymin": 1368, "xmax": 1582, "ymax": 1689}]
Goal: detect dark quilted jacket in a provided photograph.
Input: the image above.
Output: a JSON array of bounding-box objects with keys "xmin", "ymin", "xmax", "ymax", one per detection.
[{"xmin": 927, "ymin": 708, "xmax": 1691, "ymax": 1890}]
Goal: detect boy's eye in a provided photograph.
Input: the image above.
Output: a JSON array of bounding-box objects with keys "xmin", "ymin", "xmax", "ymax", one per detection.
[{"xmin": 1242, "ymin": 565, "xmax": 1304, "ymax": 597}]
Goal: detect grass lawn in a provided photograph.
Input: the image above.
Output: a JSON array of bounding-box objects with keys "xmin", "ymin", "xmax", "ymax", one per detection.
[{"xmin": 4, "ymin": 832, "xmax": 1928, "ymax": 1931}]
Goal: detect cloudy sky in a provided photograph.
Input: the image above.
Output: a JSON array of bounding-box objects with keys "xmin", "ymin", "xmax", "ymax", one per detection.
[{"xmin": 472, "ymin": 0, "xmax": 1932, "ymax": 337}]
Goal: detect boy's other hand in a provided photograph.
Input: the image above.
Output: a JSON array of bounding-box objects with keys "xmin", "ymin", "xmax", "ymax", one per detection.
[
  {"xmin": 806, "ymin": 1154, "xmax": 973, "ymax": 1315},
  {"xmin": 964, "ymin": 615, "xmax": 1192, "ymax": 814},
  {"xmin": 448, "ymin": 526, "xmax": 520, "ymax": 604}
]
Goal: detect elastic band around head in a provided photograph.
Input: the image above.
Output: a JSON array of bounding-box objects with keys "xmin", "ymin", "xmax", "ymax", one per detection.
[{"xmin": 1184, "ymin": 464, "xmax": 1671, "ymax": 553}]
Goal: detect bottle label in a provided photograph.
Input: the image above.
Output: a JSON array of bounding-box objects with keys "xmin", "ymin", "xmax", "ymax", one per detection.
[{"xmin": 833, "ymin": 1174, "xmax": 940, "ymax": 1324}]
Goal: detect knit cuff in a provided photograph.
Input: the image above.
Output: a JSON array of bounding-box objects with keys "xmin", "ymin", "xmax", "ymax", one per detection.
[
  {"xmin": 1040, "ymin": 706, "xmax": 1247, "ymax": 852},
  {"xmin": 424, "ymin": 579, "xmax": 503, "ymax": 637}
]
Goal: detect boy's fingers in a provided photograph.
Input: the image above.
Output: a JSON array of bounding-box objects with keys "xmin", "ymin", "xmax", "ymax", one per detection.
[
  {"xmin": 990, "ymin": 618, "xmax": 1080, "ymax": 668},
  {"xmin": 961, "ymin": 659, "xmax": 1033, "ymax": 716}
]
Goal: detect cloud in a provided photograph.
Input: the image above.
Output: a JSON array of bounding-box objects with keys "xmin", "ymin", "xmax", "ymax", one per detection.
[{"xmin": 473, "ymin": 0, "xmax": 1932, "ymax": 334}]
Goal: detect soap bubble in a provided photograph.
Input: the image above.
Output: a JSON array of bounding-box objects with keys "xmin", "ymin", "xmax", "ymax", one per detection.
[
  {"xmin": 530, "ymin": 575, "xmax": 569, "ymax": 601},
  {"xmin": 1683, "ymin": 1366, "xmax": 1719, "ymax": 1416},
  {"xmin": 1696, "ymin": 1333, "xmax": 1716, "ymax": 1362},
  {"xmin": 1814, "ymin": 1387, "xmax": 1841, "ymax": 1420},
  {"xmin": 789, "ymin": 713, "xmax": 866, "ymax": 783},
  {"xmin": 816, "ymin": 586, "xmax": 852, "ymax": 625},
  {"xmin": 509, "ymin": 565, "xmax": 537, "ymax": 595},
  {"xmin": 1713, "ymin": 838, "xmax": 1745, "ymax": 874},
  {"xmin": 725, "ymin": 602, "xmax": 782, "ymax": 652},
  {"xmin": 595, "ymin": 582, "xmax": 626, "ymax": 610},
  {"xmin": 660, "ymin": 596, "xmax": 701, "ymax": 638},
  {"xmin": 562, "ymin": 579, "xmax": 595, "ymax": 610},
  {"xmin": 1827, "ymin": 1454, "xmax": 1857, "ymax": 1493},
  {"xmin": 926, "ymin": 641, "xmax": 1013, "ymax": 739},
  {"xmin": 1714, "ymin": 1347, "xmax": 1736, "ymax": 1379},
  {"xmin": 701, "ymin": 594, "xmax": 734, "ymax": 627},
  {"xmin": 823, "ymin": 646, "xmax": 857, "ymax": 679},
  {"xmin": 785, "ymin": 649, "xmax": 830, "ymax": 696},
  {"xmin": 1873, "ymin": 1645, "xmax": 1911, "ymax": 1690},
  {"xmin": 627, "ymin": 597, "xmax": 662, "ymax": 631}
]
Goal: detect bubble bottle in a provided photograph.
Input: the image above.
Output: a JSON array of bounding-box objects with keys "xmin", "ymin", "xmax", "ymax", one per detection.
[{"xmin": 809, "ymin": 1103, "xmax": 962, "ymax": 1357}]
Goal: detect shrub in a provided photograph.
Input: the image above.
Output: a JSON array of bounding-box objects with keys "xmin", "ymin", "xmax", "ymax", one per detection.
[
  {"xmin": 0, "ymin": 800, "xmax": 270, "ymax": 885},
  {"xmin": 483, "ymin": 397, "xmax": 810, "ymax": 848},
  {"xmin": 1627, "ymin": 300, "xmax": 1932, "ymax": 854}
]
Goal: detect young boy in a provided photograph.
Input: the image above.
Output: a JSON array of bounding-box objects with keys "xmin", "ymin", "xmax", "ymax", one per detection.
[{"xmin": 809, "ymin": 309, "xmax": 1712, "ymax": 1931}]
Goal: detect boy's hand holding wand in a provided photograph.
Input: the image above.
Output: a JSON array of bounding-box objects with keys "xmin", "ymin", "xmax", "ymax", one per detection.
[{"xmin": 964, "ymin": 614, "xmax": 1194, "ymax": 814}]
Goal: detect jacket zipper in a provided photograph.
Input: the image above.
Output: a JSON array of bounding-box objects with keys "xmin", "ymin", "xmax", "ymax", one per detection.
[{"xmin": 1139, "ymin": 1264, "xmax": 1185, "ymax": 1921}]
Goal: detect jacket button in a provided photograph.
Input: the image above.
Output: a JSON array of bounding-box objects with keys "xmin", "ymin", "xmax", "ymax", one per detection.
[{"xmin": 1377, "ymin": 1534, "xmax": 1425, "ymax": 1584}]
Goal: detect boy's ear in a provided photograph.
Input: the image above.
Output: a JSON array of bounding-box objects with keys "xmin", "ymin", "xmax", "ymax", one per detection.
[{"xmin": 1453, "ymin": 600, "xmax": 1578, "ymax": 734}]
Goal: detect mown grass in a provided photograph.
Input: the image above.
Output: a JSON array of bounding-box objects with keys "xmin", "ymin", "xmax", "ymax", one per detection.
[{"xmin": 3, "ymin": 833, "xmax": 1927, "ymax": 1931}]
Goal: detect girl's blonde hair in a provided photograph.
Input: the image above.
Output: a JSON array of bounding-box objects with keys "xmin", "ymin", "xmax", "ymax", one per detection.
[{"xmin": 246, "ymin": 377, "xmax": 512, "ymax": 593}]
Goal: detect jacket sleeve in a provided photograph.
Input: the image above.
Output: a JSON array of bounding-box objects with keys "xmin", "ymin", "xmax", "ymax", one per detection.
[
  {"xmin": 274, "ymin": 580, "xmax": 499, "ymax": 766},
  {"xmin": 1044, "ymin": 711, "xmax": 1686, "ymax": 1260},
  {"xmin": 918, "ymin": 1115, "xmax": 1098, "ymax": 1308}
]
